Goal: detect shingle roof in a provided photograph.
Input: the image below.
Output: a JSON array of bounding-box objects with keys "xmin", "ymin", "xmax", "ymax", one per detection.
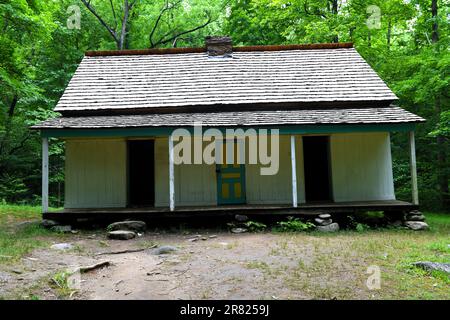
[
  {"xmin": 55, "ymin": 45, "xmax": 398, "ymax": 113},
  {"xmin": 33, "ymin": 107, "xmax": 424, "ymax": 129}
]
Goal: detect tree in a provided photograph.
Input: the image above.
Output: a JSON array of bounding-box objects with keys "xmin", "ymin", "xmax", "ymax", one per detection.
[
  {"xmin": 79, "ymin": 0, "xmax": 220, "ymax": 49},
  {"xmin": 80, "ymin": 0, "xmax": 137, "ymax": 50}
]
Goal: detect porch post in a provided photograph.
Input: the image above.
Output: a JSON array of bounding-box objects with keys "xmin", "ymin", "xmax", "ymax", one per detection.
[
  {"xmin": 290, "ymin": 135, "xmax": 298, "ymax": 208},
  {"xmin": 168, "ymin": 134, "xmax": 175, "ymax": 211},
  {"xmin": 42, "ymin": 137, "xmax": 49, "ymax": 213},
  {"xmin": 409, "ymin": 131, "xmax": 419, "ymax": 205}
]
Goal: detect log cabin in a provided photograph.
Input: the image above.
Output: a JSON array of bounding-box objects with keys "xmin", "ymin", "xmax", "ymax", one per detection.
[{"xmin": 32, "ymin": 36, "xmax": 425, "ymax": 222}]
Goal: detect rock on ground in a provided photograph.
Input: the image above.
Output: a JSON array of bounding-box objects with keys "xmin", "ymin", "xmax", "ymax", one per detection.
[
  {"xmin": 316, "ymin": 223, "xmax": 339, "ymax": 233},
  {"xmin": 405, "ymin": 221, "xmax": 429, "ymax": 231},
  {"xmin": 153, "ymin": 246, "xmax": 177, "ymax": 255},
  {"xmin": 231, "ymin": 227, "xmax": 248, "ymax": 234},
  {"xmin": 318, "ymin": 213, "xmax": 331, "ymax": 219},
  {"xmin": 314, "ymin": 218, "xmax": 332, "ymax": 226},
  {"xmin": 414, "ymin": 262, "xmax": 450, "ymax": 274},
  {"xmin": 107, "ymin": 221, "xmax": 146, "ymax": 233},
  {"xmin": 108, "ymin": 230, "xmax": 137, "ymax": 240},
  {"xmin": 50, "ymin": 243, "xmax": 73, "ymax": 250},
  {"xmin": 40, "ymin": 219, "xmax": 59, "ymax": 229},
  {"xmin": 50, "ymin": 225, "xmax": 72, "ymax": 233},
  {"xmin": 407, "ymin": 215, "xmax": 425, "ymax": 222}
]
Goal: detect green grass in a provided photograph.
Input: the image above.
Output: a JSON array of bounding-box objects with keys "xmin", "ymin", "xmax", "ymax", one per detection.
[
  {"xmin": 282, "ymin": 212, "xmax": 450, "ymax": 299},
  {"xmin": 0, "ymin": 204, "xmax": 62, "ymax": 264}
]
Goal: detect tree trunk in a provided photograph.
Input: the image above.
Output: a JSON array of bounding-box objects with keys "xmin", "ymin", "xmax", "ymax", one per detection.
[
  {"xmin": 387, "ymin": 19, "xmax": 392, "ymax": 49},
  {"xmin": 0, "ymin": 95, "xmax": 18, "ymax": 157},
  {"xmin": 331, "ymin": 0, "xmax": 339, "ymax": 43},
  {"xmin": 118, "ymin": 0, "xmax": 130, "ymax": 50},
  {"xmin": 430, "ymin": 0, "xmax": 448, "ymax": 209},
  {"xmin": 431, "ymin": 0, "xmax": 438, "ymax": 42}
]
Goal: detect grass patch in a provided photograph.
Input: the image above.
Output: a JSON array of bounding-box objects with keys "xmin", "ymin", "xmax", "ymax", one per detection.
[
  {"xmin": 0, "ymin": 204, "xmax": 62, "ymax": 264},
  {"xmin": 50, "ymin": 270, "xmax": 78, "ymax": 299}
]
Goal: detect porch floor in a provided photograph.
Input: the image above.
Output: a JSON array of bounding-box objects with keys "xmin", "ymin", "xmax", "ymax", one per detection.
[{"xmin": 44, "ymin": 200, "xmax": 417, "ymax": 222}]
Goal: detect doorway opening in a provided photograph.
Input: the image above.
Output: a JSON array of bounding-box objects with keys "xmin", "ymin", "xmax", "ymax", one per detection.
[
  {"xmin": 302, "ymin": 136, "xmax": 332, "ymax": 202},
  {"xmin": 127, "ymin": 140, "xmax": 155, "ymax": 207}
]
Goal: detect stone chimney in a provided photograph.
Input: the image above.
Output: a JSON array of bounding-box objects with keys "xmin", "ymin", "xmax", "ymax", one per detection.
[{"xmin": 205, "ymin": 36, "xmax": 233, "ymax": 57}]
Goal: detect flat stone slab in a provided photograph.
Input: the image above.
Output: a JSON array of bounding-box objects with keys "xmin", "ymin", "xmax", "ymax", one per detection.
[
  {"xmin": 41, "ymin": 219, "xmax": 59, "ymax": 229},
  {"xmin": 405, "ymin": 221, "xmax": 429, "ymax": 231},
  {"xmin": 407, "ymin": 215, "xmax": 425, "ymax": 222},
  {"xmin": 108, "ymin": 230, "xmax": 136, "ymax": 240},
  {"xmin": 153, "ymin": 246, "xmax": 177, "ymax": 255},
  {"xmin": 316, "ymin": 223, "xmax": 339, "ymax": 233},
  {"xmin": 51, "ymin": 243, "xmax": 73, "ymax": 250},
  {"xmin": 231, "ymin": 227, "xmax": 248, "ymax": 234},
  {"xmin": 414, "ymin": 262, "xmax": 450, "ymax": 274},
  {"xmin": 50, "ymin": 225, "xmax": 72, "ymax": 233},
  {"xmin": 318, "ymin": 214, "xmax": 331, "ymax": 219},
  {"xmin": 107, "ymin": 221, "xmax": 146, "ymax": 233},
  {"xmin": 315, "ymin": 218, "xmax": 332, "ymax": 226}
]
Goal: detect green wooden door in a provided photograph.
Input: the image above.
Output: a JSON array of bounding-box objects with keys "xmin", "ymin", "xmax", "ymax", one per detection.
[
  {"xmin": 216, "ymin": 141, "xmax": 246, "ymax": 205},
  {"xmin": 217, "ymin": 163, "xmax": 246, "ymax": 205}
]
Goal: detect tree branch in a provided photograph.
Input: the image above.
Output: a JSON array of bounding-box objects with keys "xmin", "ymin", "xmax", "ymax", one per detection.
[
  {"xmin": 109, "ymin": 0, "xmax": 118, "ymax": 29},
  {"xmin": 149, "ymin": 0, "xmax": 182, "ymax": 48},
  {"xmin": 80, "ymin": 0, "xmax": 120, "ymax": 47},
  {"xmin": 151, "ymin": 9, "xmax": 213, "ymax": 48}
]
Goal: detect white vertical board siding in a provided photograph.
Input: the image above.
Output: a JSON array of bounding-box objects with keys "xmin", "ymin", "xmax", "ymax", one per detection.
[
  {"xmin": 295, "ymin": 136, "xmax": 306, "ymax": 204},
  {"xmin": 155, "ymin": 137, "xmax": 169, "ymax": 207},
  {"xmin": 155, "ymin": 137, "xmax": 217, "ymax": 207},
  {"xmin": 330, "ymin": 132, "xmax": 395, "ymax": 202},
  {"xmin": 246, "ymin": 135, "xmax": 303, "ymax": 204},
  {"xmin": 65, "ymin": 139, "xmax": 126, "ymax": 208}
]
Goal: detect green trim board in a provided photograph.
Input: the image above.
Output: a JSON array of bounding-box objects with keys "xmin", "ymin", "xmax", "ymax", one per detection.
[{"xmin": 40, "ymin": 123, "xmax": 417, "ymax": 138}]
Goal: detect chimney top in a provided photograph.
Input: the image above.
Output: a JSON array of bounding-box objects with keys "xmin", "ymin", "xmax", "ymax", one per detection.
[{"xmin": 205, "ymin": 36, "xmax": 232, "ymax": 57}]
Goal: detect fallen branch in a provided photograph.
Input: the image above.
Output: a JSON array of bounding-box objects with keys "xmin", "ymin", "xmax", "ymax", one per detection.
[
  {"xmin": 75, "ymin": 261, "xmax": 111, "ymax": 274},
  {"xmin": 95, "ymin": 246, "xmax": 156, "ymax": 256}
]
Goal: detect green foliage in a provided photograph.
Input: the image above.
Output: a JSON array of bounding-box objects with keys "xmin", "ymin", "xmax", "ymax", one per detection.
[
  {"xmin": 244, "ymin": 220, "xmax": 267, "ymax": 232},
  {"xmin": 355, "ymin": 223, "xmax": 369, "ymax": 232},
  {"xmin": 0, "ymin": 0, "xmax": 448, "ymax": 210},
  {"xmin": 274, "ymin": 216, "xmax": 315, "ymax": 232}
]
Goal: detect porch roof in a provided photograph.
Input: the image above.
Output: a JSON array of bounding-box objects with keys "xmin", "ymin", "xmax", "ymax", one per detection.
[{"xmin": 33, "ymin": 106, "xmax": 424, "ymax": 131}]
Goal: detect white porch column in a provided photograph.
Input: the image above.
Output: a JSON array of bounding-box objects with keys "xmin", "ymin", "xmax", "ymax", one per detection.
[
  {"xmin": 42, "ymin": 137, "xmax": 49, "ymax": 213},
  {"xmin": 290, "ymin": 135, "xmax": 298, "ymax": 208},
  {"xmin": 409, "ymin": 131, "xmax": 419, "ymax": 205},
  {"xmin": 168, "ymin": 134, "xmax": 175, "ymax": 211}
]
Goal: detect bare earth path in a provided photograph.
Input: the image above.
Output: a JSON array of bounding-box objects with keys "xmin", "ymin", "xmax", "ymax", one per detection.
[{"xmin": 1, "ymin": 228, "xmax": 449, "ymax": 300}]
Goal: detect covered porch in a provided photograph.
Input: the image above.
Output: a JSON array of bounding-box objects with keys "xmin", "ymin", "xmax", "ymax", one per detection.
[
  {"xmin": 38, "ymin": 121, "xmax": 420, "ymax": 221},
  {"xmin": 44, "ymin": 200, "xmax": 417, "ymax": 220}
]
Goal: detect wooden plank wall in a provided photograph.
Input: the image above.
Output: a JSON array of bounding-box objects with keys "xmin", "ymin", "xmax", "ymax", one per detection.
[
  {"xmin": 63, "ymin": 132, "xmax": 396, "ymax": 209},
  {"xmin": 65, "ymin": 139, "xmax": 127, "ymax": 208},
  {"xmin": 330, "ymin": 132, "xmax": 395, "ymax": 201}
]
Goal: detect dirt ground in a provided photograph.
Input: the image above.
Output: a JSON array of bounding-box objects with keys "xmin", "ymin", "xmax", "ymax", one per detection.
[
  {"xmin": 1, "ymin": 216, "xmax": 449, "ymax": 301},
  {"xmin": 2, "ymin": 226, "xmax": 445, "ymax": 300}
]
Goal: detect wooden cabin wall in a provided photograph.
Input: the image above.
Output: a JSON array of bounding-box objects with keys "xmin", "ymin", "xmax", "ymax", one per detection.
[
  {"xmin": 245, "ymin": 135, "xmax": 306, "ymax": 204},
  {"xmin": 330, "ymin": 132, "xmax": 395, "ymax": 202},
  {"xmin": 65, "ymin": 139, "xmax": 127, "ymax": 208},
  {"xmin": 62, "ymin": 132, "xmax": 395, "ymax": 209},
  {"xmin": 155, "ymin": 137, "xmax": 217, "ymax": 207}
]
